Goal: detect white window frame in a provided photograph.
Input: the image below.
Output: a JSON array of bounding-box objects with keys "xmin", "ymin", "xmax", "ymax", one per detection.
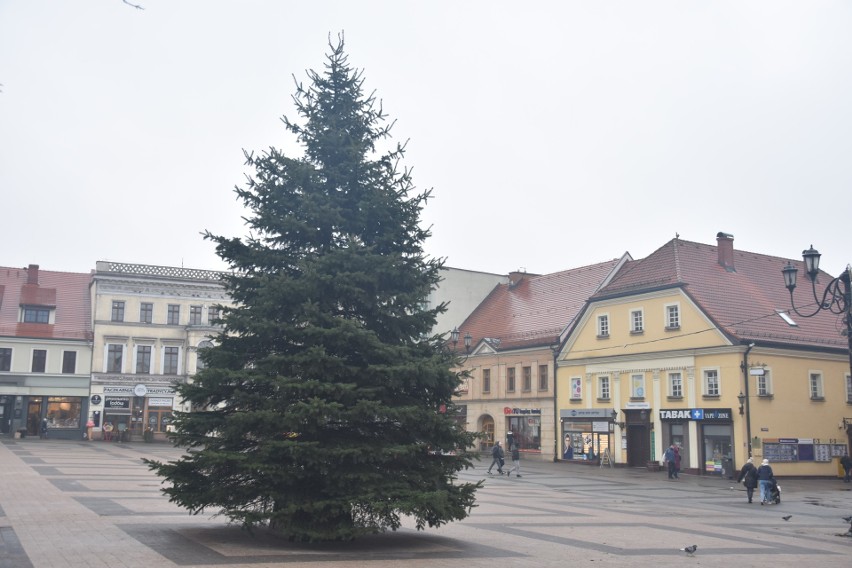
[
  {"xmin": 105, "ymin": 343, "xmax": 124, "ymax": 373},
  {"xmin": 630, "ymin": 308, "xmax": 644, "ymax": 333},
  {"xmin": 161, "ymin": 345, "xmax": 182, "ymax": 375},
  {"xmin": 570, "ymin": 377, "xmax": 582, "ymax": 400},
  {"xmin": 703, "ymin": 368, "xmax": 720, "ymax": 397},
  {"xmin": 597, "ymin": 313, "xmax": 610, "ymax": 337},
  {"xmin": 134, "ymin": 344, "xmax": 153, "ymax": 374},
  {"xmin": 631, "ymin": 373, "xmax": 645, "ymax": 398},
  {"xmin": 756, "ymin": 369, "xmax": 773, "ymax": 396},
  {"xmin": 809, "ymin": 371, "xmax": 824, "ymax": 399},
  {"xmin": 598, "ymin": 375, "xmax": 610, "ymax": 400},
  {"xmin": 846, "ymin": 372, "xmax": 852, "ymax": 404},
  {"xmin": 669, "ymin": 371, "xmax": 683, "ymax": 398},
  {"xmin": 665, "ymin": 303, "xmax": 681, "ymax": 329}
]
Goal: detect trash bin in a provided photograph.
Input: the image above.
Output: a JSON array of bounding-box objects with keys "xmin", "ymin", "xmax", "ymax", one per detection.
[{"xmin": 722, "ymin": 457, "xmax": 734, "ymax": 479}]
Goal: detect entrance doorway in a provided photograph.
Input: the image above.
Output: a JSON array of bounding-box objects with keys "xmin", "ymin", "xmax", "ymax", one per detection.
[
  {"xmin": 26, "ymin": 397, "xmax": 43, "ymax": 436},
  {"xmin": 626, "ymin": 425, "xmax": 650, "ymax": 466},
  {"xmin": 480, "ymin": 415, "xmax": 495, "ymax": 451}
]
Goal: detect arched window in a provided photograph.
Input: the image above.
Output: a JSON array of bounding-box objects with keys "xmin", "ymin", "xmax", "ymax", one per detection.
[{"xmin": 195, "ymin": 340, "xmax": 214, "ymax": 371}]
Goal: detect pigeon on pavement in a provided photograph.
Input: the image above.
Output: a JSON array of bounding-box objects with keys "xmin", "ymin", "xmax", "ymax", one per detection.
[
  {"xmin": 782, "ymin": 515, "xmax": 792, "ymax": 521},
  {"xmin": 680, "ymin": 545, "xmax": 697, "ymax": 556}
]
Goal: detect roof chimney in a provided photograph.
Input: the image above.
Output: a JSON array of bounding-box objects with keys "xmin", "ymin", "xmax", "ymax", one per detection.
[
  {"xmin": 508, "ymin": 269, "xmax": 527, "ymax": 287},
  {"xmin": 27, "ymin": 264, "xmax": 40, "ymax": 285},
  {"xmin": 716, "ymin": 232, "xmax": 735, "ymax": 272}
]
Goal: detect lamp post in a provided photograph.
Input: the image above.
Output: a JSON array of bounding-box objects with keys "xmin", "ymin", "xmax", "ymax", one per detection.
[
  {"xmin": 782, "ymin": 247, "xmax": 852, "ymax": 394},
  {"xmin": 450, "ymin": 327, "xmax": 472, "ymax": 354},
  {"xmin": 737, "ymin": 391, "xmax": 745, "ymax": 415}
]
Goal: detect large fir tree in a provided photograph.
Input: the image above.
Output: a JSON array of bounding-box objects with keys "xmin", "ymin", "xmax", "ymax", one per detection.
[{"xmin": 146, "ymin": 36, "xmax": 480, "ymax": 542}]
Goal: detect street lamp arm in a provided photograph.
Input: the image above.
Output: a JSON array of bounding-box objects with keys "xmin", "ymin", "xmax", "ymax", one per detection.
[{"xmin": 786, "ymin": 272, "xmax": 851, "ymax": 319}]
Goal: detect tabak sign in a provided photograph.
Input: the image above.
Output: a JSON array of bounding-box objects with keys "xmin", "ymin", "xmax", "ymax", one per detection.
[{"xmin": 659, "ymin": 408, "xmax": 733, "ymax": 421}]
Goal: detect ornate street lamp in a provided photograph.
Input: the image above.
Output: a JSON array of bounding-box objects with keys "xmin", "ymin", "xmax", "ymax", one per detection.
[
  {"xmin": 782, "ymin": 246, "xmax": 852, "ymax": 393},
  {"xmin": 449, "ymin": 327, "xmax": 473, "ymax": 354},
  {"xmin": 737, "ymin": 391, "xmax": 746, "ymax": 416}
]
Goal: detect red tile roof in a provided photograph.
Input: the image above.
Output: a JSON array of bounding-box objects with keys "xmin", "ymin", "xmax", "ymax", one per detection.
[
  {"xmin": 594, "ymin": 236, "xmax": 849, "ymax": 351},
  {"xmin": 458, "ymin": 259, "xmax": 625, "ymax": 351},
  {"xmin": 0, "ymin": 265, "xmax": 92, "ymax": 340}
]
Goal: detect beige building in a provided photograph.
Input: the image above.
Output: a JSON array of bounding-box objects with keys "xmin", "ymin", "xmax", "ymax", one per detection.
[
  {"xmin": 452, "ymin": 258, "xmax": 629, "ymax": 461},
  {"xmin": 557, "ymin": 233, "xmax": 852, "ymax": 477},
  {"xmin": 89, "ymin": 261, "xmax": 231, "ymax": 441}
]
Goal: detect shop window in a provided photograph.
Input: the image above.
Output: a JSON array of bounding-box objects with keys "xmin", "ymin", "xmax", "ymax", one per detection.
[
  {"xmin": 507, "ymin": 415, "xmax": 541, "ymax": 451},
  {"xmin": 46, "ymin": 397, "xmax": 82, "ymax": 429}
]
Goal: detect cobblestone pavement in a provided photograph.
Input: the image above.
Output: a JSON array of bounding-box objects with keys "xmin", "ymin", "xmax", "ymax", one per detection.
[{"xmin": 2, "ymin": 439, "xmax": 851, "ymax": 567}]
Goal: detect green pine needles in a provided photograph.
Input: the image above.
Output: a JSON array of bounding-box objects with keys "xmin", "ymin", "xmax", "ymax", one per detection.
[{"xmin": 144, "ymin": 34, "xmax": 480, "ymax": 542}]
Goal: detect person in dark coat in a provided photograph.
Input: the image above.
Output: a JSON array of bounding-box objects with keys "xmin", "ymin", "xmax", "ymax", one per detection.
[
  {"xmin": 736, "ymin": 457, "xmax": 759, "ymax": 503},
  {"xmin": 841, "ymin": 453, "xmax": 852, "ymax": 483},
  {"xmin": 487, "ymin": 441, "xmax": 504, "ymax": 475},
  {"xmin": 663, "ymin": 444, "xmax": 677, "ymax": 479},
  {"xmin": 756, "ymin": 458, "xmax": 774, "ymax": 504},
  {"xmin": 507, "ymin": 444, "xmax": 522, "ymax": 477}
]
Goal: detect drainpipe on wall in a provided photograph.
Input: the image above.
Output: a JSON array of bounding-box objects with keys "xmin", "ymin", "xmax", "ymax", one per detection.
[
  {"xmin": 552, "ymin": 339, "xmax": 561, "ymax": 462},
  {"xmin": 742, "ymin": 343, "xmax": 754, "ymax": 459}
]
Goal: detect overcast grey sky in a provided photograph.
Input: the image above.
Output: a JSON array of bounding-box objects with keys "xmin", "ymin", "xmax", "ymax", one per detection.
[{"xmin": 2, "ymin": 1, "xmax": 851, "ymax": 279}]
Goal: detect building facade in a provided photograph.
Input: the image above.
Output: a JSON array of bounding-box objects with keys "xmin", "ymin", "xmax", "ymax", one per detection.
[
  {"xmin": 89, "ymin": 261, "xmax": 231, "ymax": 441},
  {"xmin": 0, "ymin": 264, "xmax": 93, "ymax": 440},
  {"xmin": 452, "ymin": 259, "xmax": 629, "ymax": 461},
  {"xmin": 557, "ymin": 233, "xmax": 852, "ymax": 477}
]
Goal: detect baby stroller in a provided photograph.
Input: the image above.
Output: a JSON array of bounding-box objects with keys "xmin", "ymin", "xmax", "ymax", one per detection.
[{"xmin": 767, "ymin": 478, "xmax": 781, "ymax": 504}]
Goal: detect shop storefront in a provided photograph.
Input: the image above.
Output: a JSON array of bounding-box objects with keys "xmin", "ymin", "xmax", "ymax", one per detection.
[
  {"xmin": 505, "ymin": 406, "xmax": 542, "ymax": 453},
  {"xmin": 560, "ymin": 408, "xmax": 616, "ymax": 462},
  {"xmin": 95, "ymin": 383, "xmax": 176, "ymax": 442},
  {"xmin": 659, "ymin": 408, "xmax": 734, "ymax": 476},
  {"xmin": 1, "ymin": 395, "xmax": 88, "ymax": 440}
]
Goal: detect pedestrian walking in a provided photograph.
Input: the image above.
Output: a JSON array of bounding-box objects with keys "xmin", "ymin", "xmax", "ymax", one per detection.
[
  {"xmin": 487, "ymin": 441, "xmax": 504, "ymax": 475},
  {"xmin": 39, "ymin": 418, "xmax": 48, "ymax": 439},
  {"xmin": 507, "ymin": 442, "xmax": 522, "ymax": 477},
  {"xmin": 841, "ymin": 453, "xmax": 852, "ymax": 483},
  {"xmin": 736, "ymin": 457, "xmax": 759, "ymax": 503},
  {"xmin": 757, "ymin": 458, "xmax": 774, "ymax": 504},
  {"xmin": 663, "ymin": 444, "xmax": 678, "ymax": 479}
]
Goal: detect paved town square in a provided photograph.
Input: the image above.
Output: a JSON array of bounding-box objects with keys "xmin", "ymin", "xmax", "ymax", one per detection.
[{"xmin": 2, "ymin": 439, "xmax": 851, "ymax": 568}]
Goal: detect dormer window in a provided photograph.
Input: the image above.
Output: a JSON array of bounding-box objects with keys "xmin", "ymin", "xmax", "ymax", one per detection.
[{"xmin": 22, "ymin": 306, "xmax": 50, "ymax": 324}]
